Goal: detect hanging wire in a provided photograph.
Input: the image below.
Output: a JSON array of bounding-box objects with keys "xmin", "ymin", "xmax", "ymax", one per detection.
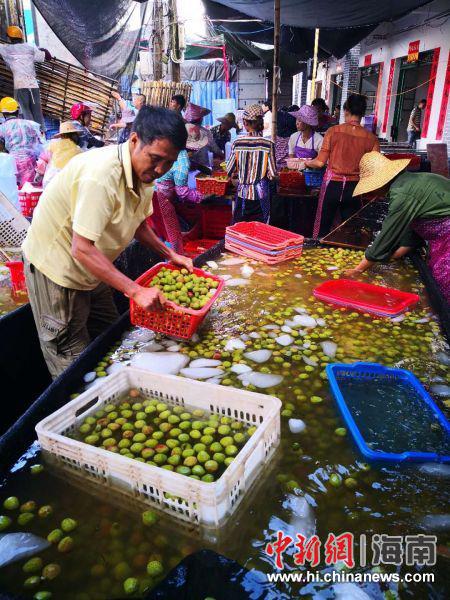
[{"xmin": 329, "ymin": 72, "xmax": 438, "ymax": 99}]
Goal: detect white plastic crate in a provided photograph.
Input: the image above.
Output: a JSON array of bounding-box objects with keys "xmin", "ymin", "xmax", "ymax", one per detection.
[
  {"xmin": 36, "ymin": 367, "xmax": 281, "ymax": 528},
  {"xmin": 0, "ymin": 191, "xmax": 29, "ymax": 248}
]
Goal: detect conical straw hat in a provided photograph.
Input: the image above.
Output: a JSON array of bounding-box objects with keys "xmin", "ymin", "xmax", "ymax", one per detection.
[{"xmin": 353, "ymin": 151, "xmax": 411, "ymax": 196}]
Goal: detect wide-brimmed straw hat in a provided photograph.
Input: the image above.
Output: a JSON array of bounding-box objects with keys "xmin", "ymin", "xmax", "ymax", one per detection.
[
  {"xmin": 185, "ymin": 123, "xmax": 209, "ymax": 151},
  {"xmin": 243, "ymin": 104, "xmax": 263, "ymax": 121},
  {"xmin": 53, "ymin": 121, "xmax": 80, "ymax": 137},
  {"xmin": 289, "ymin": 105, "xmax": 318, "ymax": 127},
  {"xmin": 353, "ymin": 151, "xmax": 411, "ymax": 196},
  {"xmin": 217, "ymin": 112, "xmax": 238, "ymax": 129},
  {"xmin": 184, "ymin": 102, "xmax": 211, "ymax": 124}
]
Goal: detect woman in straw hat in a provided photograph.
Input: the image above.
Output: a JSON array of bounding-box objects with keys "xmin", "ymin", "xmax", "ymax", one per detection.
[
  {"xmin": 304, "ymin": 94, "xmax": 379, "ymax": 238},
  {"xmin": 34, "ymin": 121, "xmax": 81, "ymax": 188},
  {"xmin": 183, "ymin": 102, "xmax": 224, "ymax": 169},
  {"xmin": 151, "ymin": 123, "xmax": 205, "ymax": 254},
  {"xmin": 210, "ymin": 112, "xmax": 239, "ymax": 153},
  {"xmin": 344, "ymin": 151, "xmax": 450, "ymax": 303},
  {"xmin": 226, "ymin": 104, "xmax": 276, "ymax": 223}
]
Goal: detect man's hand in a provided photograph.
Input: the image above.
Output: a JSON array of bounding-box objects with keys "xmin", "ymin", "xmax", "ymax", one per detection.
[
  {"xmin": 169, "ymin": 252, "xmax": 194, "ymax": 273},
  {"xmin": 130, "ymin": 286, "xmax": 166, "ymax": 311}
]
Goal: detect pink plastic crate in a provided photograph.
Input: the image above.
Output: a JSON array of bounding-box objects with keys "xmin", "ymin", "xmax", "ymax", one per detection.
[
  {"xmin": 225, "ymin": 240, "xmax": 303, "ymax": 264},
  {"xmin": 313, "ymin": 279, "xmax": 420, "ymax": 317},
  {"xmin": 226, "ymin": 221, "xmax": 304, "ymax": 252}
]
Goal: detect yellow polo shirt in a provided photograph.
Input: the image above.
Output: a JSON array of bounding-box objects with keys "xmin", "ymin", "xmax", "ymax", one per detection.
[{"xmin": 22, "ymin": 142, "xmax": 154, "ymax": 290}]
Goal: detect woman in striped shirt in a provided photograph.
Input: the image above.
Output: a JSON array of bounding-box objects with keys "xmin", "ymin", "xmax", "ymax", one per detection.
[{"xmin": 226, "ymin": 104, "xmax": 276, "ymax": 223}]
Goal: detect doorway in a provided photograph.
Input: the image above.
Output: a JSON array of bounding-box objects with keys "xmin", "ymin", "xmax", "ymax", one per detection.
[
  {"xmin": 330, "ymin": 73, "xmax": 343, "ymax": 114},
  {"xmin": 359, "ymin": 64, "xmax": 381, "ymax": 115},
  {"xmin": 392, "ymin": 50, "xmax": 433, "ymax": 142}
]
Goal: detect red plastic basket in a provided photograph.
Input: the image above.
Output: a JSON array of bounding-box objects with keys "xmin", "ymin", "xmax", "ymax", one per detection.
[
  {"xmin": 279, "ymin": 169, "xmax": 306, "ymax": 192},
  {"xmin": 18, "ymin": 187, "xmax": 42, "ymax": 218},
  {"xmin": 5, "ymin": 260, "xmax": 27, "ymax": 293},
  {"xmin": 226, "ymin": 222, "xmax": 304, "ymax": 252},
  {"xmin": 196, "ymin": 175, "xmax": 231, "ymax": 196},
  {"xmin": 130, "ymin": 263, "xmax": 225, "ymax": 339},
  {"xmin": 184, "ymin": 238, "xmax": 219, "ymax": 257},
  {"xmin": 201, "ymin": 204, "xmax": 232, "ymax": 239},
  {"xmin": 385, "ymin": 153, "xmax": 421, "ymax": 171},
  {"xmin": 313, "ymin": 279, "xmax": 420, "ymax": 317}
]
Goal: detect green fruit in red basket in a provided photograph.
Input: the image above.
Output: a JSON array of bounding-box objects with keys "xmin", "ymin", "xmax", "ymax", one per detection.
[
  {"xmin": 130, "ymin": 443, "xmax": 144, "ymax": 454},
  {"xmin": 224, "ymin": 457, "xmax": 234, "ymax": 467},
  {"xmin": 118, "ymin": 439, "xmax": 131, "ymax": 449},
  {"xmin": 61, "ymin": 518, "xmax": 77, "ymax": 532},
  {"xmin": 247, "ymin": 426, "xmax": 257, "ymax": 436},
  {"xmin": 141, "ymin": 448, "xmax": 155, "ymax": 460},
  {"xmin": 168, "ymin": 454, "xmax": 181, "ymax": 466},
  {"xmin": 133, "ymin": 433, "xmax": 147, "ymax": 443},
  {"xmin": 210, "ymin": 442, "xmax": 223, "ymax": 454},
  {"xmin": 153, "ymin": 453, "xmax": 167, "ymax": 465},
  {"xmin": 57, "ymin": 536, "xmax": 74, "ymax": 553},
  {"xmin": 220, "ymin": 437, "xmax": 233, "ymax": 448},
  {"xmin": 23, "ymin": 557, "xmax": 43, "ymax": 574},
  {"xmin": 38, "ymin": 505, "xmax": 53, "ymax": 518},
  {"xmin": 217, "ymin": 425, "xmax": 230, "ymax": 436},
  {"xmin": 20, "ymin": 501, "xmax": 36, "ymax": 513},
  {"xmin": 197, "ymin": 451, "xmax": 210, "ymax": 464},
  {"xmin": 213, "ymin": 453, "xmax": 225, "ymax": 464},
  {"xmin": 193, "ymin": 443, "xmax": 206, "ymax": 454},
  {"xmin": 179, "ymin": 421, "xmax": 191, "ymax": 431},
  {"xmin": 192, "ymin": 465, "xmax": 205, "ymax": 476},
  {"xmin": 147, "ymin": 560, "xmax": 163, "ymax": 577},
  {"xmin": 234, "ymin": 433, "xmax": 246, "ymax": 445},
  {"xmin": 204, "ymin": 460, "xmax": 219, "ymax": 473},
  {"xmin": 200, "ymin": 435, "xmax": 214, "ymax": 446},
  {"xmin": 225, "ymin": 445, "xmax": 238, "ymax": 457},
  {"xmin": 24, "ymin": 576, "xmax": 41, "ymax": 590},
  {"xmin": 47, "ymin": 529, "xmax": 63, "ymax": 544},
  {"xmin": 42, "ymin": 563, "xmax": 61, "ymax": 580},
  {"xmin": 166, "ymin": 439, "xmax": 179, "ymax": 449},
  {"xmin": 123, "ymin": 577, "xmax": 139, "ymax": 595},
  {"xmin": 176, "ymin": 466, "xmax": 191, "ymax": 476},
  {"xmin": 18, "ymin": 512, "xmax": 34, "ymax": 526},
  {"xmin": 190, "ymin": 430, "xmax": 201, "ymax": 440},
  {"xmin": 201, "ymin": 474, "xmax": 215, "ymax": 483},
  {"xmin": 79, "ymin": 424, "xmax": 91, "ymax": 434},
  {"xmin": 183, "ymin": 456, "xmax": 197, "ymax": 467},
  {"xmin": 103, "ymin": 437, "xmax": 116, "ymax": 448},
  {"xmin": 3, "ymin": 496, "xmax": 19, "ymax": 510}
]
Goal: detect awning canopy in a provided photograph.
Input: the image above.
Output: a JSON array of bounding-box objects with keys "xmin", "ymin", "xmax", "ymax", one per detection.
[{"xmin": 203, "ymin": 0, "xmax": 433, "ymax": 59}]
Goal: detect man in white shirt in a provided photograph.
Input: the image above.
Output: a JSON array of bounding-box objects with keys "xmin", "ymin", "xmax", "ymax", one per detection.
[
  {"xmin": 0, "ymin": 26, "xmax": 49, "ymax": 129},
  {"xmin": 262, "ymin": 99, "xmax": 272, "ymax": 138}
]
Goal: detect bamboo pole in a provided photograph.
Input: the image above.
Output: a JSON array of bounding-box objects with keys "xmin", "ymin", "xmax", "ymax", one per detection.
[
  {"xmin": 271, "ymin": 0, "xmax": 281, "ymax": 142},
  {"xmin": 310, "ymin": 28, "xmax": 320, "ymax": 101}
]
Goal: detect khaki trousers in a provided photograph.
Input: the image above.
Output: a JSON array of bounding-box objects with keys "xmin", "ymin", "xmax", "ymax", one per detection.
[{"xmin": 24, "ymin": 259, "xmax": 119, "ymax": 379}]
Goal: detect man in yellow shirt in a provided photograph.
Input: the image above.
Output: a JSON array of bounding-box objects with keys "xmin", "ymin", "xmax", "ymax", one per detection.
[{"xmin": 22, "ymin": 106, "xmax": 191, "ymax": 378}]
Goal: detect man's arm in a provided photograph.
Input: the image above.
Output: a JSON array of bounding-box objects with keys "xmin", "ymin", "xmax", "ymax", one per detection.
[
  {"xmin": 72, "ymin": 233, "xmax": 166, "ymax": 310},
  {"xmin": 134, "ymin": 220, "xmax": 193, "ymax": 272}
]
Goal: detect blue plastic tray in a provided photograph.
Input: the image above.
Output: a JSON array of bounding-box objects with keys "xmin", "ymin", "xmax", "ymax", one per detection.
[{"xmin": 326, "ymin": 362, "xmax": 450, "ymax": 463}]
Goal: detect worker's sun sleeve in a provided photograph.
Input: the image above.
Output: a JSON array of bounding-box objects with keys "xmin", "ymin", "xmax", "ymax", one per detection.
[{"xmin": 72, "ymin": 178, "xmax": 115, "ymax": 243}]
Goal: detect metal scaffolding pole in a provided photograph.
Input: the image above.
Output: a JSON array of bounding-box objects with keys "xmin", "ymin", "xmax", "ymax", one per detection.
[{"xmin": 271, "ymin": 0, "xmax": 280, "ymax": 142}]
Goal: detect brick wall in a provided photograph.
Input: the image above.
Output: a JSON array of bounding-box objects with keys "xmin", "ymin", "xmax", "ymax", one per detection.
[{"xmin": 341, "ymin": 44, "xmax": 361, "ymax": 114}]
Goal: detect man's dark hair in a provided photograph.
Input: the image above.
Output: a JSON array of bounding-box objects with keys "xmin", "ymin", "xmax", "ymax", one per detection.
[
  {"xmin": 288, "ymin": 104, "xmax": 299, "ymax": 112},
  {"xmin": 419, "ymin": 98, "xmax": 427, "ymax": 106},
  {"xmin": 171, "ymin": 94, "xmax": 186, "ymax": 110},
  {"xmin": 132, "ymin": 105, "xmax": 187, "ymax": 150},
  {"xmin": 343, "ymin": 94, "xmax": 367, "ymax": 117},
  {"xmin": 134, "ymin": 93, "xmax": 146, "ymax": 103},
  {"xmin": 263, "ymin": 99, "xmax": 272, "ymax": 111},
  {"xmin": 312, "ymin": 97, "xmax": 328, "ymax": 112}
]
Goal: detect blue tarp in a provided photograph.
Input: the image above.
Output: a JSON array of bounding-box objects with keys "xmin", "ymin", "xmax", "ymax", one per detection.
[{"xmin": 185, "ymin": 80, "xmax": 238, "ymax": 126}]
